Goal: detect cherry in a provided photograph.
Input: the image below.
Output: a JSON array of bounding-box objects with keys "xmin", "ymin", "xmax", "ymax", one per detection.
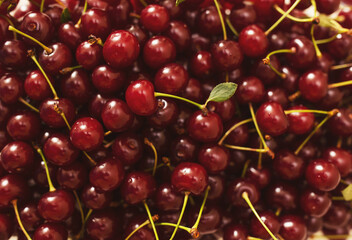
[
  {"xmin": 112, "ymin": 133, "xmax": 143, "ymax": 166},
  {"xmin": 306, "ymin": 216, "xmax": 323, "ymax": 233},
  {"xmin": 110, "ymin": 0, "xmax": 132, "ymax": 28},
  {"xmin": 20, "ymin": 11, "xmax": 53, "ymax": 45},
  {"xmin": 181, "ymin": 78, "xmax": 204, "ymax": 103},
  {"xmin": 24, "ymin": 70, "xmax": 52, "ymax": 101},
  {"xmin": 37, "ymin": 189, "xmax": 74, "ymax": 222},
  {"xmin": 143, "ymin": 36, "xmax": 176, "ymax": 69},
  {"xmin": 190, "ymin": 51, "xmax": 213, "ymax": 78},
  {"xmin": 323, "ymin": 202, "xmax": 351, "ymax": 229},
  {"xmin": 265, "ymin": 182, "xmax": 298, "ymax": 210},
  {"xmin": 207, "ymin": 175, "xmax": 225, "ymax": 200},
  {"xmin": 198, "ymin": 144, "xmax": 229, "ymax": 174},
  {"xmin": 101, "ymin": 98, "xmax": 134, "ymax": 132},
  {"xmin": 0, "ymin": 40, "xmax": 28, "ymax": 69},
  {"xmin": 75, "ymin": 40, "xmax": 103, "ymax": 70},
  {"xmin": 121, "ymin": 171, "xmax": 156, "ymax": 204},
  {"xmin": 39, "ymin": 43, "xmax": 73, "ymax": 75},
  {"xmin": 316, "ymin": 0, "xmax": 340, "ymax": 14},
  {"xmin": 299, "ymin": 187, "xmax": 332, "ymax": 217},
  {"xmin": 305, "ymin": 159, "xmax": 341, "ymax": 192},
  {"xmin": 298, "ymin": 69, "xmax": 328, "ymax": 103},
  {"xmin": 328, "ymin": 108, "xmax": 352, "ymax": 136},
  {"xmin": 141, "ymin": 4, "xmax": 170, "ymax": 33},
  {"xmin": 196, "ymin": 6, "xmax": 222, "ymax": 36},
  {"xmin": 125, "ymin": 79, "xmax": 157, "ymax": 116},
  {"xmin": 253, "ymin": 56, "xmax": 281, "ymax": 85},
  {"xmin": 250, "ymin": 210, "xmax": 280, "ymax": 239},
  {"xmin": 165, "ymin": 21, "xmax": 191, "ymax": 52},
  {"xmin": 0, "ymin": 16, "xmax": 11, "ymax": 45},
  {"xmin": 92, "ymin": 64, "xmax": 126, "ymax": 95},
  {"xmin": 1, "ymin": 141, "xmax": 34, "ymax": 174},
  {"xmin": 210, "ymin": 40, "xmax": 243, "ymax": 71},
  {"xmin": 33, "ymin": 222, "xmax": 68, "ymax": 240},
  {"xmin": 86, "ymin": 210, "xmax": 122, "ymax": 240},
  {"xmin": 273, "ymin": 150, "xmax": 305, "ymax": 180},
  {"xmin": 19, "ymin": 201, "xmax": 42, "ymax": 231},
  {"xmin": 229, "ymin": 4, "xmax": 256, "ymax": 31},
  {"xmin": 81, "ymin": 184, "xmax": 112, "ymax": 210},
  {"xmin": 154, "ymin": 63, "xmax": 189, "ymax": 95},
  {"xmin": 326, "ymin": 33, "xmax": 352, "ymax": 60},
  {"xmin": 339, "ymin": 8, "xmax": 352, "ymax": 28},
  {"xmin": 89, "ymin": 157, "xmax": 125, "ymax": 192},
  {"xmin": 70, "ymin": 117, "xmax": 104, "ymax": 152},
  {"xmin": 323, "ymin": 147, "xmax": 352, "ymax": 177},
  {"xmin": 256, "ymin": 101, "xmax": 289, "ymax": 136},
  {"xmin": 43, "ymin": 133, "xmax": 79, "ymax": 166},
  {"xmin": 0, "ymin": 174, "xmax": 28, "ymax": 207},
  {"xmin": 171, "ymin": 162, "xmax": 208, "ymax": 195},
  {"xmin": 223, "ymin": 223, "xmax": 248, "ymax": 240},
  {"xmin": 187, "ymin": 203, "xmax": 222, "ymax": 235},
  {"xmin": 155, "ymin": 182, "xmax": 183, "ymax": 211},
  {"xmin": 39, "ymin": 98, "xmax": 76, "ymax": 128},
  {"xmin": 0, "ymin": 213, "xmax": 14, "ymax": 239},
  {"xmin": 286, "ymin": 36, "xmax": 316, "ymax": 70},
  {"xmin": 0, "ymin": 73, "xmax": 23, "ymax": 104},
  {"xmin": 236, "ymin": 76, "xmax": 265, "ymax": 104},
  {"xmin": 6, "ymin": 111, "xmax": 41, "ymax": 141},
  {"xmin": 287, "ymin": 105, "xmax": 315, "ymax": 135},
  {"xmin": 148, "ymin": 98, "xmax": 179, "ymax": 128},
  {"xmin": 103, "ymin": 30, "xmax": 140, "ymax": 69},
  {"xmin": 239, "ymin": 25, "xmax": 268, "ymax": 58},
  {"xmin": 34, "ymin": 160, "xmax": 57, "ymax": 188},
  {"xmin": 227, "ymin": 178, "xmax": 260, "ymax": 207},
  {"xmin": 56, "ymin": 161, "xmax": 87, "ymax": 190},
  {"xmin": 124, "ymin": 215, "xmax": 155, "ymax": 240},
  {"xmin": 187, "ymin": 110, "xmax": 223, "ymax": 143},
  {"xmin": 170, "ymin": 135, "xmax": 197, "ymax": 164},
  {"xmin": 44, "ymin": 6, "xmax": 62, "ymax": 29},
  {"xmin": 81, "ymin": 8, "xmax": 111, "ymax": 39},
  {"xmin": 58, "ymin": 22, "xmax": 83, "ymax": 50},
  {"xmin": 279, "ymin": 215, "xmax": 307, "ymax": 240}
]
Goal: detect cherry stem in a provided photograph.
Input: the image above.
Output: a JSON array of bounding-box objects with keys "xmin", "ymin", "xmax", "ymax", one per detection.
[
  {"xmin": 18, "ymin": 97, "xmax": 39, "ymax": 113},
  {"xmin": 242, "ymin": 192, "xmax": 279, "ymax": 240},
  {"xmin": 340, "ymin": 179, "xmax": 349, "ymax": 185},
  {"xmin": 249, "ymin": 103, "xmax": 274, "ymax": 159},
  {"xmin": 313, "ymin": 235, "xmax": 352, "ymax": 239},
  {"xmin": 241, "ymin": 160, "xmax": 251, "ymax": 178},
  {"xmin": 213, "ymin": 0, "xmax": 227, "ymax": 40},
  {"xmin": 139, "ymin": 0, "xmax": 147, "ymax": 7},
  {"xmin": 331, "ymin": 196, "xmax": 345, "ymax": 201},
  {"xmin": 258, "ymin": 141, "xmax": 263, "ymax": 169},
  {"xmin": 28, "ymin": 50, "xmax": 58, "ymax": 99},
  {"xmin": 265, "ymin": 0, "xmax": 302, "ymax": 35},
  {"xmin": 0, "ymin": 14, "xmax": 17, "ymax": 39},
  {"xmin": 273, "ymin": 4, "xmax": 314, "ymax": 22},
  {"xmin": 73, "ymin": 190, "xmax": 85, "ymax": 239},
  {"xmin": 84, "ymin": 209, "xmax": 93, "ymax": 223},
  {"xmin": 8, "ymin": 26, "xmax": 52, "ymax": 54},
  {"xmin": 75, "ymin": 0, "xmax": 87, "ymax": 28},
  {"xmin": 328, "ymin": 80, "xmax": 352, "ymax": 89},
  {"xmin": 12, "ymin": 199, "xmax": 32, "ymax": 240},
  {"xmin": 125, "ymin": 215, "xmax": 159, "ymax": 240},
  {"xmin": 191, "ymin": 186, "xmax": 211, "ymax": 237},
  {"xmin": 284, "ymin": 109, "xmax": 331, "ymax": 115},
  {"xmin": 316, "ymin": 34, "xmax": 339, "ymax": 45},
  {"xmin": 144, "ymin": 138, "xmax": 158, "ymax": 176},
  {"xmin": 169, "ymin": 192, "xmax": 190, "ymax": 240},
  {"xmin": 288, "ymin": 91, "xmax": 301, "ymax": 101},
  {"xmin": 331, "ymin": 62, "xmax": 352, "ymax": 70},
  {"xmin": 83, "ymin": 151, "xmax": 97, "ymax": 166},
  {"xmin": 154, "ymin": 92, "xmax": 204, "ymax": 110},
  {"xmin": 40, "ymin": 0, "xmax": 44, "ymax": 12},
  {"xmin": 294, "ymin": 109, "xmax": 339, "ymax": 155},
  {"xmin": 129, "ymin": 12, "xmax": 141, "ymax": 18},
  {"xmin": 223, "ymin": 144, "xmax": 269, "ymax": 154},
  {"xmin": 275, "ymin": 207, "xmax": 282, "ymax": 216},
  {"xmin": 225, "ymin": 16, "xmax": 238, "ymax": 37},
  {"xmin": 155, "ymin": 223, "xmax": 192, "ymax": 234},
  {"xmin": 104, "ymin": 140, "xmax": 115, "ymax": 149},
  {"xmin": 263, "ymin": 48, "xmax": 295, "ymax": 79},
  {"xmin": 143, "ymin": 200, "xmax": 159, "ymax": 240},
  {"xmin": 104, "ymin": 131, "xmax": 112, "ymax": 136},
  {"xmin": 311, "ymin": 24, "xmax": 322, "ymax": 58},
  {"xmin": 60, "ymin": 65, "xmax": 82, "ymax": 74},
  {"xmin": 218, "ymin": 118, "xmax": 253, "ymax": 145},
  {"xmin": 88, "ymin": 35, "xmax": 104, "ymax": 47},
  {"xmin": 34, "ymin": 146, "xmax": 56, "ymax": 192},
  {"xmin": 248, "ymin": 237, "xmax": 265, "ymax": 240},
  {"xmin": 53, "ymin": 105, "xmax": 71, "ymax": 129}
]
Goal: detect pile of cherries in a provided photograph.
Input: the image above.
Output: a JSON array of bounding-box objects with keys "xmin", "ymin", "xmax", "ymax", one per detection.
[{"xmin": 1, "ymin": 0, "xmax": 352, "ymax": 239}]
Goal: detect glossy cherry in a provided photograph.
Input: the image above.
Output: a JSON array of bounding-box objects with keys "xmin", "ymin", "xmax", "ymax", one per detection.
[
  {"xmin": 33, "ymin": 222, "xmax": 68, "ymax": 240},
  {"xmin": 141, "ymin": 4, "xmax": 170, "ymax": 33},
  {"xmin": 24, "ymin": 70, "xmax": 52, "ymax": 101},
  {"xmin": 236, "ymin": 76, "xmax": 265, "ymax": 104},
  {"xmin": 0, "ymin": 73, "xmax": 23, "ymax": 104},
  {"xmin": 322, "ymin": 147, "xmax": 352, "ymax": 177},
  {"xmin": 299, "ymin": 187, "xmax": 332, "ymax": 217},
  {"xmin": 250, "ymin": 210, "xmax": 280, "ymax": 239},
  {"xmin": 81, "ymin": 8, "xmax": 111, "ymax": 39},
  {"xmin": 75, "ymin": 40, "xmax": 103, "ymax": 70},
  {"xmin": 273, "ymin": 150, "xmax": 305, "ymax": 180},
  {"xmin": 226, "ymin": 178, "xmax": 260, "ymax": 207},
  {"xmin": 143, "ymin": 36, "xmax": 176, "ymax": 69},
  {"xmin": 56, "ymin": 161, "xmax": 88, "ymax": 190},
  {"xmin": 239, "ymin": 25, "xmax": 268, "ymax": 57},
  {"xmin": 1, "ymin": 141, "xmax": 34, "ymax": 174},
  {"xmin": 287, "ymin": 105, "xmax": 315, "ymax": 134},
  {"xmin": 81, "ymin": 184, "xmax": 112, "ymax": 210},
  {"xmin": 101, "ymin": 98, "xmax": 134, "ymax": 132},
  {"xmin": 92, "ymin": 64, "xmax": 126, "ymax": 95},
  {"xmin": 198, "ymin": 144, "xmax": 229, "ymax": 174},
  {"xmin": 279, "ymin": 215, "xmax": 307, "ymax": 240},
  {"xmin": 6, "ymin": 111, "xmax": 41, "ymax": 141},
  {"xmin": 211, "ymin": 40, "xmax": 243, "ymax": 71},
  {"xmin": 39, "ymin": 98, "xmax": 76, "ymax": 128},
  {"xmin": 154, "ymin": 63, "xmax": 189, "ymax": 95},
  {"xmin": 299, "ymin": 69, "xmax": 328, "ymax": 103}
]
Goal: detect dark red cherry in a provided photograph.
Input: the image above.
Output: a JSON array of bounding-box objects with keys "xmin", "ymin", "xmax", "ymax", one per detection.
[
  {"xmin": 171, "ymin": 162, "xmax": 208, "ymax": 195},
  {"xmin": 0, "ymin": 17, "xmax": 11, "ymax": 45},
  {"xmin": 143, "ymin": 36, "xmax": 176, "ymax": 69},
  {"xmin": 101, "ymin": 99, "xmax": 134, "ymax": 132},
  {"xmin": 180, "ymin": 78, "xmax": 204, "ymax": 103},
  {"xmin": 300, "ymin": 187, "xmax": 332, "ymax": 217},
  {"xmin": 39, "ymin": 43, "xmax": 73, "ymax": 75},
  {"xmin": 256, "ymin": 101, "xmax": 289, "ymax": 136},
  {"xmin": 58, "ymin": 22, "xmax": 83, "ymax": 50},
  {"xmin": 190, "ymin": 51, "xmax": 213, "ymax": 78},
  {"xmin": 273, "ymin": 150, "xmax": 305, "ymax": 180},
  {"xmin": 253, "ymin": 56, "xmax": 280, "ymax": 85},
  {"xmin": 198, "ymin": 144, "xmax": 229, "ymax": 174},
  {"xmin": 154, "ymin": 63, "xmax": 188, "ymax": 94},
  {"xmin": 124, "ymin": 215, "xmax": 154, "ymax": 240},
  {"xmin": 236, "ymin": 76, "xmax": 265, "ymax": 104},
  {"xmin": 89, "ymin": 157, "xmax": 125, "ymax": 192},
  {"xmin": 75, "ymin": 40, "xmax": 103, "ymax": 70},
  {"xmin": 7, "ymin": 111, "xmax": 41, "ymax": 141},
  {"xmin": 24, "ymin": 70, "xmax": 52, "ymax": 101},
  {"xmin": 155, "ymin": 183, "xmax": 183, "ymax": 211},
  {"xmin": 196, "ymin": 6, "xmax": 223, "ymax": 36},
  {"xmin": 223, "ymin": 223, "xmax": 248, "ymax": 240},
  {"xmin": 110, "ymin": 0, "xmax": 132, "ymax": 28},
  {"xmin": 265, "ymin": 182, "xmax": 298, "ymax": 210},
  {"xmin": 305, "ymin": 159, "xmax": 341, "ymax": 192},
  {"xmin": 56, "ymin": 161, "xmax": 87, "ymax": 190},
  {"xmin": 0, "ymin": 40, "xmax": 28, "ymax": 69},
  {"xmin": 92, "ymin": 65, "xmax": 126, "ymax": 95},
  {"xmin": 279, "ymin": 215, "xmax": 307, "ymax": 240},
  {"xmin": 207, "ymin": 98, "xmax": 236, "ymax": 122},
  {"xmin": 239, "ymin": 25, "xmax": 268, "ymax": 57},
  {"xmin": 103, "ymin": 30, "xmax": 140, "ymax": 69},
  {"xmin": 43, "ymin": 133, "xmax": 79, "ymax": 166},
  {"xmin": 287, "ymin": 105, "xmax": 315, "ymax": 134},
  {"xmin": 246, "ymin": 165, "xmax": 271, "ymax": 189},
  {"xmin": 187, "ymin": 203, "xmax": 222, "ymax": 235},
  {"xmin": 327, "ymin": 33, "xmax": 352, "ymax": 60},
  {"xmin": 316, "ymin": 0, "xmax": 340, "ymax": 14},
  {"xmin": 207, "ymin": 175, "xmax": 225, "ymax": 200},
  {"xmin": 38, "ymin": 189, "xmax": 75, "ymax": 222},
  {"xmin": 0, "ymin": 174, "xmax": 28, "ymax": 207},
  {"xmin": 328, "ymin": 108, "xmax": 352, "ymax": 137},
  {"xmin": 0, "ymin": 73, "xmax": 23, "ymax": 104},
  {"xmin": 211, "ymin": 40, "xmax": 243, "ymax": 71},
  {"xmin": 0, "ymin": 100, "xmax": 10, "ymax": 128},
  {"xmin": 81, "ymin": 184, "xmax": 112, "ymax": 210},
  {"xmin": 170, "ymin": 135, "xmax": 198, "ymax": 163},
  {"xmin": 112, "ymin": 133, "xmax": 143, "ymax": 166},
  {"xmin": 323, "ymin": 202, "xmax": 351, "ymax": 229},
  {"xmin": 33, "ymin": 222, "xmax": 68, "ymax": 240},
  {"xmin": 286, "ymin": 36, "xmax": 316, "ymax": 70},
  {"xmin": 1, "ymin": 141, "xmax": 34, "ymax": 174},
  {"xmin": 20, "ymin": 201, "xmax": 42, "ymax": 231},
  {"xmin": 306, "ymin": 216, "xmax": 323, "ymax": 233},
  {"xmin": 81, "ymin": 8, "xmax": 111, "ymax": 39},
  {"xmin": 70, "ymin": 117, "xmax": 104, "ymax": 152},
  {"xmin": 250, "ymin": 211, "xmax": 280, "ymax": 239},
  {"xmin": 165, "ymin": 20, "xmax": 191, "ymax": 52},
  {"xmin": 187, "ymin": 110, "xmax": 223, "ymax": 143},
  {"xmin": 265, "ymin": 87, "xmax": 288, "ymax": 108},
  {"xmin": 126, "ymin": 24, "xmax": 148, "ymax": 47},
  {"xmin": 0, "ymin": 213, "xmax": 13, "ymax": 239},
  {"xmin": 121, "ymin": 171, "xmax": 156, "ymax": 204},
  {"xmin": 20, "ymin": 11, "xmax": 53, "ymax": 45},
  {"xmin": 298, "ymin": 69, "xmax": 328, "ymax": 102},
  {"xmin": 227, "ymin": 178, "xmax": 260, "ymax": 207},
  {"xmin": 44, "ymin": 6, "xmax": 62, "ymax": 29},
  {"xmin": 86, "ymin": 210, "xmax": 122, "ymax": 240},
  {"xmin": 34, "ymin": 160, "xmax": 57, "ymax": 188},
  {"xmin": 322, "ymin": 147, "xmax": 352, "ymax": 177},
  {"xmin": 125, "ymin": 79, "xmax": 157, "ymax": 116},
  {"xmin": 39, "ymin": 98, "xmax": 76, "ymax": 128},
  {"xmin": 148, "ymin": 98, "xmax": 179, "ymax": 128},
  {"xmin": 141, "ymin": 4, "xmax": 170, "ymax": 33},
  {"xmin": 229, "ymin": 4, "xmax": 256, "ymax": 31}
]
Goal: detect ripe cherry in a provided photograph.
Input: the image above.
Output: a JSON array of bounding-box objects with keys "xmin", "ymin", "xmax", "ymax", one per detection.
[
  {"xmin": 198, "ymin": 144, "xmax": 229, "ymax": 174},
  {"xmin": 155, "ymin": 183, "xmax": 183, "ymax": 211},
  {"xmin": 39, "ymin": 43, "xmax": 73, "ymax": 75},
  {"xmin": 1, "ymin": 141, "xmax": 34, "ymax": 174},
  {"xmin": 24, "ymin": 70, "xmax": 52, "ymax": 101},
  {"xmin": 250, "ymin": 210, "xmax": 280, "ymax": 239},
  {"xmin": 81, "ymin": 184, "xmax": 112, "ymax": 210},
  {"xmin": 92, "ymin": 64, "xmax": 126, "ymax": 95},
  {"xmin": 39, "ymin": 98, "xmax": 76, "ymax": 128},
  {"xmin": 299, "ymin": 69, "xmax": 328, "ymax": 102},
  {"xmin": 0, "ymin": 174, "xmax": 28, "ymax": 207},
  {"xmin": 287, "ymin": 106, "xmax": 315, "ymax": 134},
  {"xmin": 86, "ymin": 210, "xmax": 122, "ymax": 240},
  {"xmin": 236, "ymin": 76, "xmax": 265, "ymax": 104},
  {"xmin": 154, "ymin": 63, "xmax": 189, "ymax": 95},
  {"xmin": 279, "ymin": 215, "xmax": 307, "ymax": 240},
  {"xmin": 286, "ymin": 36, "xmax": 316, "ymax": 70},
  {"xmin": 223, "ymin": 223, "xmax": 248, "ymax": 240},
  {"xmin": 112, "ymin": 133, "xmax": 143, "ymax": 166},
  {"xmin": 273, "ymin": 150, "xmax": 305, "ymax": 180},
  {"xmin": 211, "ymin": 40, "xmax": 243, "ymax": 71},
  {"xmin": 227, "ymin": 178, "xmax": 260, "ymax": 207},
  {"xmin": 33, "ymin": 222, "xmax": 68, "ymax": 240},
  {"xmin": 20, "ymin": 11, "xmax": 53, "ymax": 45},
  {"xmin": 56, "ymin": 161, "xmax": 88, "ymax": 190},
  {"xmin": 101, "ymin": 98, "xmax": 134, "ymax": 132},
  {"xmin": 6, "ymin": 111, "xmax": 41, "ymax": 141},
  {"xmin": 141, "ymin": 4, "xmax": 170, "ymax": 33},
  {"xmin": 143, "ymin": 36, "xmax": 176, "ymax": 69},
  {"xmin": 239, "ymin": 25, "xmax": 268, "ymax": 58},
  {"xmin": 0, "ymin": 73, "xmax": 23, "ymax": 104},
  {"xmin": 299, "ymin": 187, "xmax": 332, "ymax": 217},
  {"xmin": 81, "ymin": 8, "xmax": 111, "ymax": 39},
  {"xmin": 75, "ymin": 40, "xmax": 103, "ymax": 70}
]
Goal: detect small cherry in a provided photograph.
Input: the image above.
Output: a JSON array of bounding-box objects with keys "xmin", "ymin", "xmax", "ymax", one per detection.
[
  {"xmin": 112, "ymin": 132, "xmax": 143, "ymax": 166},
  {"xmin": 299, "ymin": 187, "xmax": 332, "ymax": 217},
  {"xmin": 279, "ymin": 215, "xmax": 307, "ymax": 240},
  {"xmin": 239, "ymin": 24, "xmax": 268, "ymax": 58},
  {"xmin": 141, "ymin": 4, "xmax": 170, "ymax": 33},
  {"xmin": 33, "ymin": 222, "xmax": 68, "ymax": 240},
  {"xmin": 0, "ymin": 141, "xmax": 34, "ymax": 174},
  {"xmin": 101, "ymin": 98, "xmax": 134, "ymax": 132},
  {"xmin": 143, "ymin": 36, "xmax": 176, "ymax": 69}
]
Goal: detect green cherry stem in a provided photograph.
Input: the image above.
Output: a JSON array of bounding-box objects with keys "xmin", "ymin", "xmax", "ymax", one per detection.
[
  {"xmin": 213, "ymin": 0, "xmax": 227, "ymax": 40},
  {"xmin": 223, "ymin": 144, "xmax": 269, "ymax": 154},
  {"xmin": 143, "ymin": 200, "xmax": 159, "ymax": 240},
  {"xmin": 258, "ymin": 141, "xmax": 263, "ymax": 169},
  {"xmin": 284, "ymin": 109, "xmax": 331, "ymax": 115},
  {"xmin": 144, "ymin": 138, "xmax": 158, "ymax": 176},
  {"xmin": 316, "ymin": 33, "xmax": 339, "ymax": 45},
  {"xmin": 8, "ymin": 26, "xmax": 52, "ymax": 53},
  {"xmin": 265, "ymin": 0, "xmax": 302, "ymax": 35},
  {"xmin": 263, "ymin": 48, "xmax": 296, "ymax": 79},
  {"xmin": 125, "ymin": 215, "xmax": 159, "ymax": 240},
  {"xmin": 40, "ymin": 0, "xmax": 45, "ymax": 12},
  {"xmin": 249, "ymin": 103, "xmax": 274, "ymax": 159},
  {"xmin": 248, "ymin": 237, "xmax": 265, "ymax": 240},
  {"xmin": 273, "ymin": 4, "xmax": 314, "ymax": 22},
  {"xmin": 12, "ymin": 199, "xmax": 32, "ymax": 240},
  {"xmin": 154, "ymin": 92, "xmax": 204, "ymax": 110},
  {"xmin": 18, "ymin": 97, "xmax": 39, "ymax": 113},
  {"xmin": 242, "ymin": 192, "xmax": 279, "ymax": 240},
  {"xmin": 75, "ymin": 0, "xmax": 87, "ymax": 28},
  {"xmin": 218, "ymin": 118, "xmax": 253, "ymax": 145},
  {"xmin": 241, "ymin": 160, "xmax": 251, "ymax": 178},
  {"xmin": 34, "ymin": 146, "xmax": 56, "ymax": 192},
  {"xmin": 28, "ymin": 50, "xmax": 58, "ymax": 100},
  {"xmin": 60, "ymin": 65, "xmax": 82, "ymax": 74},
  {"xmin": 155, "ymin": 223, "xmax": 192, "ymax": 234},
  {"xmin": 190, "ymin": 186, "xmax": 211, "ymax": 238},
  {"xmin": 169, "ymin": 192, "xmax": 190, "ymax": 240},
  {"xmin": 312, "ymin": 235, "xmax": 352, "ymax": 239},
  {"xmin": 328, "ymin": 80, "xmax": 352, "ymax": 89},
  {"xmin": 73, "ymin": 190, "xmax": 85, "ymax": 239},
  {"xmin": 294, "ymin": 109, "xmax": 339, "ymax": 155},
  {"xmin": 225, "ymin": 16, "xmax": 239, "ymax": 37},
  {"xmin": 331, "ymin": 63, "xmax": 352, "ymax": 70},
  {"xmin": 311, "ymin": 24, "xmax": 322, "ymax": 58}
]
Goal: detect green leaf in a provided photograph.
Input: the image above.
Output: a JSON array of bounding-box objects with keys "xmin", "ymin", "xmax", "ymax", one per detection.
[
  {"xmin": 205, "ymin": 82, "xmax": 237, "ymax": 105},
  {"xmin": 60, "ymin": 8, "xmax": 71, "ymax": 23},
  {"xmin": 175, "ymin": 0, "xmax": 186, "ymax": 6},
  {"xmin": 342, "ymin": 184, "xmax": 352, "ymax": 201}
]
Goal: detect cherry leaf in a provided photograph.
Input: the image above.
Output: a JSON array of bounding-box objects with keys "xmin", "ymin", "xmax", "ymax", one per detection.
[
  {"xmin": 205, "ymin": 82, "xmax": 237, "ymax": 105},
  {"xmin": 60, "ymin": 8, "xmax": 71, "ymax": 23},
  {"xmin": 342, "ymin": 184, "xmax": 352, "ymax": 201}
]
